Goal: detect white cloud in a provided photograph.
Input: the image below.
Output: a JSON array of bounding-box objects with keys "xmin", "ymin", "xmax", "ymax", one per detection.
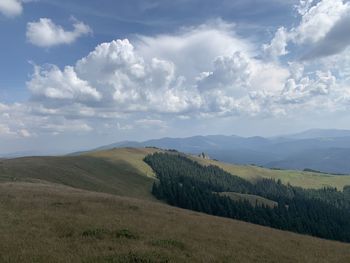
[
  {"xmin": 198, "ymin": 52, "xmax": 252, "ymax": 93},
  {"xmin": 250, "ymin": 63, "xmax": 290, "ymax": 94},
  {"xmin": 197, "ymin": 51, "xmax": 289, "ymax": 116},
  {"xmin": 263, "ymin": 0, "xmax": 350, "ymax": 60},
  {"xmin": 18, "ymin": 129, "xmax": 31, "ymax": 137},
  {"xmin": 23, "ymin": 22, "xmax": 293, "ymax": 121},
  {"xmin": 291, "ymin": 0, "xmax": 349, "ymax": 45},
  {"xmin": 280, "ymin": 70, "xmax": 336, "ymax": 104},
  {"xmin": 295, "ymin": 0, "xmax": 315, "ymax": 15},
  {"xmin": 3, "ymin": 0, "xmax": 350, "ymax": 149},
  {"xmin": 75, "ymin": 38, "xmax": 198, "ymax": 113},
  {"xmin": 135, "ymin": 119, "xmax": 168, "ymax": 130},
  {"xmin": 5, "ymin": 19, "xmax": 350, "ymax": 139},
  {"xmin": 196, "ymin": 52, "xmax": 252, "ymax": 114},
  {"xmin": 0, "ymin": 103, "xmax": 22, "ymax": 137},
  {"xmin": 116, "ymin": 122, "xmax": 133, "ymax": 131},
  {"xmin": 0, "ymin": 103, "xmax": 36, "ymax": 138},
  {"xmin": 327, "ymin": 48, "xmax": 350, "ymax": 81},
  {"xmin": 302, "ymin": 12, "xmax": 350, "ymax": 60},
  {"xmin": 0, "ymin": 102, "xmax": 96, "ymax": 139},
  {"xmin": 0, "ymin": 0, "xmax": 22, "ymax": 17},
  {"xmin": 26, "ymin": 31, "xmax": 290, "ymax": 119},
  {"xmin": 0, "ymin": 124, "xmax": 14, "ymax": 136},
  {"xmin": 26, "ymin": 18, "xmax": 92, "ymax": 47},
  {"xmin": 28, "ymin": 64, "xmax": 101, "ymax": 104},
  {"xmin": 263, "ymin": 27, "xmax": 289, "ymax": 60},
  {"xmin": 41, "ymin": 121, "xmax": 93, "ymax": 135},
  {"xmin": 135, "ymin": 20, "xmax": 255, "ymax": 80}
]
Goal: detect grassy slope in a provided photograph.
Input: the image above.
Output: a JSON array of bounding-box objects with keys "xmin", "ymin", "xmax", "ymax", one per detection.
[
  {"xmin": 1, "ymin": 182, "xmax": 350, "ymax": 263},
  {"xmin": 192, "ymin": 156, "xmax": 350, "ymax": 190},
  {"xmin": 0, "ymin": 153, "xmax": 155, "ymax": 200},
  {"xmin": 83, "ymin": 147, "xmax": 160, "ymax": 178}
]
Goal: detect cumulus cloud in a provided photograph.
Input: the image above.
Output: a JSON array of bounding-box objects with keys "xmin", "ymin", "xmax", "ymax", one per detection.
[
  {"xmin": 26, "ymin": 18, "xmax": 92, "ymax": 47},
  {"xmin": 263, "ymin": 27, "xmax": 289, "ymax": 60},
  {"xmin": 0, "ymin": 102, "xmax": 97, "ymax": 138},
  {"xmin": 302, "ymin": 12, "xmax": 350, "ymax": 59},
  {"xmin": 23, "ymin": 20, "xmax": 306, "ymax": 123},
  {"xmin": 3, "ymin": 0, "xmax": 350, "ymax": 146},
  {"xmin": 196, "ymin": 52, "xmax": 253, "ymax": 114},
  {"xmin": 76, "ymin": 38, "xmax": 201, "ymax": 114},
  {"xmin": 135, "ymin": 20, "xmax": 255, "ymax": 79},
  {"xmin": 291, "ymin": 0, "xmax": 349, "ymax": 45},
  {"xmin": 196, "ymin": 51, "xmax": 290, "ymax": 116},
  {"xmin": 26, "ymin": 28, "xmax": 291, "ymax": 119},
  {"xmin": 264, "ymin": 0, "xmax": 350, "ymax": 60},
  {"xmin": 280, "ymin": 70, "xmax": 336, "ymax": 104},
  {"xmin": 0, "ymin": 103, "xmax": 37, "ymax": 138},
  {"xmin": 27, "ymin": 64, "xmax": 101, "ymax": 104},
  {"xmin": 295, "ymin": 0, "xmax": 315, "ymax": 15},
  {"xmin": 5, "ymin": 18, "xmax": 350, "ymax": 139},
  {"xmin": 0, "ymin": 0, "xmax": 22, "ymax": 17},
  {"xmin": 198, "ymin": 52, "xmax": 252, "ymax": 93}
]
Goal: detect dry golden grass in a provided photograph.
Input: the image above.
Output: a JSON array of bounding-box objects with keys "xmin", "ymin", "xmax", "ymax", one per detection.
[
  {"xmin": 1, "ymin": 182, "xmax": 350, "ymax": 263},
  {"xmin": 0, "ymin": 154, "xmax": 155, "ymax": 200},
  {"xmin": 192, "ymin": 156, "xmax": 350, "ymax": 190},
  {"xmin": 84, "ymin": 147, "xmax": 162, "ymax": 178}
]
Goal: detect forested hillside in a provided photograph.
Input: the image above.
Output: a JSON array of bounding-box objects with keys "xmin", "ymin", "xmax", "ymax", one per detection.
[{"xmin": 145, "ymin": 153, "xmax": 350, "ymax": 242}]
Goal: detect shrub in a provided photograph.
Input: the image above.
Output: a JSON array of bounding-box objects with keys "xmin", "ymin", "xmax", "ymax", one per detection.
[{"xmin": 114, "ymin": 229, "xmax": 139, "ymax": 240}]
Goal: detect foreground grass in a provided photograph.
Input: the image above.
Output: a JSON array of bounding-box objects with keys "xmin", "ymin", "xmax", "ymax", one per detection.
[
  {"xmin": 0, "ymin": 182, "xmax": 350, "ymax": 263},
  {"xmin": 193, "ymin": 156, "xmax": 350, "ymax": 190}
]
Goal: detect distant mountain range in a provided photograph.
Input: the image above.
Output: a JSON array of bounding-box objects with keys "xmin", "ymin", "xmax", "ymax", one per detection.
[{"xmin": 94, "ymin": 129, "xmax": 350, "ymax": 174}]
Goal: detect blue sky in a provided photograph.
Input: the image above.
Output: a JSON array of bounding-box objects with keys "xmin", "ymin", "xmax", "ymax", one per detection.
[{"xmin": 1, "ymin": 0, "xmax": 350, "ymax": 154}]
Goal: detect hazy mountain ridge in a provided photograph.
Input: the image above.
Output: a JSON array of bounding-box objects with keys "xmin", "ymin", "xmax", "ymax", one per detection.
[
  {"xmin": 283, "ymin": 129, "xmax": 350, "ymax": 139},
  {"xmin": 95, "ymin": 129, "xmax": 350, "ymax": 174}
]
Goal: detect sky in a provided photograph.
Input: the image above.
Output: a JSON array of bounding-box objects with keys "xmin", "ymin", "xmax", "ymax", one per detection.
[{"xmin": 1, "ymin": 0, "xmax": 350, "ymax": 155}]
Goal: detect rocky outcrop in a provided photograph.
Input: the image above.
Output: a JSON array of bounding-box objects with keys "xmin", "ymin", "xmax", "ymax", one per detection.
[{"xmin": 198, "ymin": 152, "xmax": 210, "ymax": 160}]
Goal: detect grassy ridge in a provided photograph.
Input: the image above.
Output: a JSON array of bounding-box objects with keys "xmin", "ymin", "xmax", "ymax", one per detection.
[
  {"xmin": 192, "ymin": 156, "xmax": 350, "ymax": 190},
  {"xmin": 2, "ymin": 146, "xmax": 350, "ymax": 198},
  {"xmin": 84, "ymin": 147, "xmax": 160, "ymax": 178},
  {"xmin": 72, "ymin": 147, "xmax": 350, "ymax": 191},
  {"xmin": 0, "ymin": 154, "xmax": 155, "ymax": 200},
  {"xmin": 1, "ymin": 182, "xmax": 350, "ymax": 263}
]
